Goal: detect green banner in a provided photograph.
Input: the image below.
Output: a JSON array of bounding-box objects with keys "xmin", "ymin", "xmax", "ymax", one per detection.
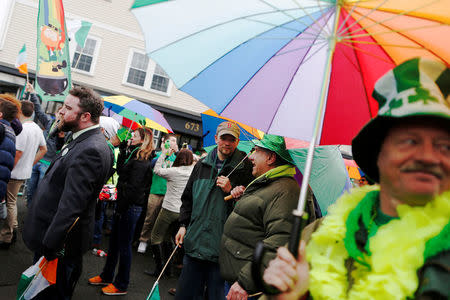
[{"xmin": 36, "ymin": 0, "xmax": 72, "ymax": 102}]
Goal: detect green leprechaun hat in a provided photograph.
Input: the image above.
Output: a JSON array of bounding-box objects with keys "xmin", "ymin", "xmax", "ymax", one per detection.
[
  {"xmin": 252, "ymin": 134, "xmax": 295, "ymax": 165},
  {"xmin": 352, "ymin": 58, "xmax": 450, "ymax": 182}
]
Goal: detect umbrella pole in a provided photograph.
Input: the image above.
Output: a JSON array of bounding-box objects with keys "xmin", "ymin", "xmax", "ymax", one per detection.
[{"xmin": 288, "ymin": 4, "xmax": 342, "ymax": 257}]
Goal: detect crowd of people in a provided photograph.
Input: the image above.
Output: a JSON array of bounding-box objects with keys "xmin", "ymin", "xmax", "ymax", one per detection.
[{"xmin": 0, "ymin": 57, "xmax": 448, "ymax": 300}]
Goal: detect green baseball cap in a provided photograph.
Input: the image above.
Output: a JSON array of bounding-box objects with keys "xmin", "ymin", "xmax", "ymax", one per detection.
[
  {"xmin": 252, "ymin": 134, "xmax": 295, "ymax": 165},
  {"xmin": 352, "ymin": 58, "xmax": 450, "ymax": 182}
]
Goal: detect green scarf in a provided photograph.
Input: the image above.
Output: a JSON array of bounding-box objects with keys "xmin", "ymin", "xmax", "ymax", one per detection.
[{"xmin": 246, "ymin": 164, "xmax": 296, "ymax": 190}]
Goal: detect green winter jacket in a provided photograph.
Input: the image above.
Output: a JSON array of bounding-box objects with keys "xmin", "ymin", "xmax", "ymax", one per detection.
[
  {"xmin": 180, "ymin": 147, "xmax": 254, "ymax": 263},
  {"xmin": 219, "ymin": 165, "xmax": 317, "ymax": 294}
]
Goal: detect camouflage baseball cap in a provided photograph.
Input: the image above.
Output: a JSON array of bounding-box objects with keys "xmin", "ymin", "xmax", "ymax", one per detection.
[{"xmin": 216, "ymin": 121, "xmax": 240, "ymax": 139}]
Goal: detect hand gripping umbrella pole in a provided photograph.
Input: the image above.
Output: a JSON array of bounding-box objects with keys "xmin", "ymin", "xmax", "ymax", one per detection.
[{"xmin": 251, "ymin": 5, "xmax": 341, "ymax": 294}]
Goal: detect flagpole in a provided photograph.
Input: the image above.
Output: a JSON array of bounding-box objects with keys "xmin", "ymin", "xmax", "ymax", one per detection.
[
  {"xmin": 155, "ymin": 243, "xmax": 178, "ymax": 283},
  {"xmin": 145, "ymin": 244, "xmax": 179, "ymax": 300},
  {"xmin": 288, "ymin": 3, "xmax": 342, "ymax": 258},
  {"xmin": 18, "ymin": 81, "xmax": 27, "ymax": 100},
  {"xmin": 25, "ymin": 73, "xmax": 30, "ymax": 100}
]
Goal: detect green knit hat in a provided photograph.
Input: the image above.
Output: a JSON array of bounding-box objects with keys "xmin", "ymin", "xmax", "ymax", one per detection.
[
  {"xmin": 352, "ymin": 58, "xmax": 450, "ymax": 182},
  {"xmin": 252, "ymin": 134, "xmax": 295, "ymax": 165}
]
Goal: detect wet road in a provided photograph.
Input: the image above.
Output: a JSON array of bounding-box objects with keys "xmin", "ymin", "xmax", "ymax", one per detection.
[{"xmin": 0, "ymin": 195, "xmax": 179, "ymax": 300}]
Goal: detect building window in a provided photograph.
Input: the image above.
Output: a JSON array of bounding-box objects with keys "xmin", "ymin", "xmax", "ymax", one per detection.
[
  {"xmin": 123, "ymin": 49, "xmax": 172, "ymax": 96},
  {"xmin": 151, "ymin": 64, "xmax": 169, "ymax": 93},
  {"xmin": 126, "ymin": 52, "xmax": 149, "ymax": 86},
  {"xmin": 72, "ymin": 37, "xmax": 100, "ymax": 74}
]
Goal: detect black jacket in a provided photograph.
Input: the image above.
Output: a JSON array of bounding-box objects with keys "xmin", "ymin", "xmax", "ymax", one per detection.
[
  {"xmin": 0, "ymin": 120, "xmax": 15, "ymax": 200},
  {"xmin": 115, "ymin": 142, "xmax": 153, "ymax": 214},
  {"xmin": 23, "ymin": 128, "xmax": 114, "ymax": 257}
]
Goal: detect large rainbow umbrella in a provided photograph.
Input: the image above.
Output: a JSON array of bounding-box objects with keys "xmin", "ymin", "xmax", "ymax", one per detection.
[
  {"xmin": 131, "ymin": 0, "xmax": 449, "ymax": 144},
  {"xmin": 130, "ymin": 0, "xmax": 450, "ymax": 264},
  {"xmin": 103, "ymin": 95, "xmax": 173, "ymax": 133}
]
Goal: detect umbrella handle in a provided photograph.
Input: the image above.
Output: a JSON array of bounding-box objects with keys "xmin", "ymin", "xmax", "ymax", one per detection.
[
  {"xmin": 288, "ymin": 212, "xmax": 308, "ymax": 258},
  {"xmin": 251, "ymin": 212, "xmax": 309, "ymax": 295},
  {"xmin": 251, "ymin": 242, "xmax": 280, "ymax": 295}
]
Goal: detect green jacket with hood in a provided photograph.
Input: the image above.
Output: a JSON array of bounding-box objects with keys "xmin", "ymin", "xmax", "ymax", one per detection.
[
  {"xmin": 219, "ymin": 165, "xmax": 317, "ymax": 294},
  {"xmin": 180, "ymin": 147, "xmax": 254, "ymax": 263}
]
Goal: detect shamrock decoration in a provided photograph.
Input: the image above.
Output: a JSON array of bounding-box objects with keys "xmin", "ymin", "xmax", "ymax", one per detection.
[
  {"xmin": 385, "ymin": 98, "xmax": 403, "ymax": 115},
  {"xmin": 408, "ymin": 87, "xmax": 438, "ymax": 105}
]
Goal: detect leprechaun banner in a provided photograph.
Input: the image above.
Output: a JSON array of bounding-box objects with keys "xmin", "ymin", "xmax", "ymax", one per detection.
[{"xmin": 36, "ymin": 0, "xmax": 71, "ymax": 102}]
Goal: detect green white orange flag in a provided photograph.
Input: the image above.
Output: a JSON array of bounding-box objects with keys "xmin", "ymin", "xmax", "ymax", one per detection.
[
  {"xmin": 15, "ymin": 44, "xmax": 28, "ymax": 74},
  {"xmin": 16, "ymin": 257, "xmax": 58, "ymax": 300},
  {"xmin": 66, "ymin": 19, "xmax": 92, "ymax": 48},
  {"xmin": 146, "ymin": 282, "xmax": 160, "ymax": 300},
  {"xmin": 35, "ymin": 0, "xmax": 72, "ymax": 102}
]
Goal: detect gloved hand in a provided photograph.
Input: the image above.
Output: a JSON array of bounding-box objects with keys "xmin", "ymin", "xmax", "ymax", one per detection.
[{"xmin": 42, "ymin": 245, "xmax": 64, "ymax": 261}]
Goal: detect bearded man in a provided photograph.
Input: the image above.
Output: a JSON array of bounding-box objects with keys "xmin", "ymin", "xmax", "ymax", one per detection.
[{"xmin": 23, "ymin": 86, "xmax": 114, "ymax": 300}]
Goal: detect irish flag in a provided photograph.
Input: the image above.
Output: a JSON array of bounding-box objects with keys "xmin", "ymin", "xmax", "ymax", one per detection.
[
  {"xmin": 66, "ymin": 19, "xmax": 92, "ymax": 48},
  {"xmin": 146, "ymin": 281, "xmax": 160, "ymax": 300},
  {"xmin": 15, "ymin": 44, "xmax": 28, "ymax": 74},
  {"xmin": 16, "ymin": 257, "xmax": 58, "ymax": 300}
]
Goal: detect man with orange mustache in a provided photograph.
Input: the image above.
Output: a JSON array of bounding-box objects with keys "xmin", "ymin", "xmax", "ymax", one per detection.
[{"xmin": 262, "ymin": 58, "xmax": 450, "ymax": 300}]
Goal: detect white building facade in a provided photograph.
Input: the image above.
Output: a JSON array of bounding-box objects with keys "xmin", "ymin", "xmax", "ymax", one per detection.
[{"xmin": 0, "ymin": 0, "xmax": 208, "ymax": 149}]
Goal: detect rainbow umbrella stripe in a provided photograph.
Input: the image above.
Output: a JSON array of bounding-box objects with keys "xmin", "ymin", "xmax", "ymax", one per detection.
[
  {"xmin": 131, "ymin": 0, "xmax": 450, "ymax": 145},
  {"xmin": 103, "ymin": 96, "xmax": 173, "ymax": 133}
]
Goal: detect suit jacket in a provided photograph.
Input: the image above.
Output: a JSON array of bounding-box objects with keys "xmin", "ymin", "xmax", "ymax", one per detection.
[{"xmin": 23, "ymin": 127, "xmax": 114, "ymax": 257}]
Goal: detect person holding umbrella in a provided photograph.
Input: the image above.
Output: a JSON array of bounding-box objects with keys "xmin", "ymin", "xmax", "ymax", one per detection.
[
  {"xmin": 219, "ymin": 134, "xmax": 317, "ymax": 299},
  {"xmin": 262, "ymin": 58, "xmax": 450, "ymax": 300}
]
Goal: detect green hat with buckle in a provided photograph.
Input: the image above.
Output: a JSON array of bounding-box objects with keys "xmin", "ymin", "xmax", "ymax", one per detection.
[
  {"xmin": 252, "ymin": 134, "xmax": 295, "ymax": 165},
  {"xmin": 352, "ymin": 58, "xmax": 450, "ymax": 182}
]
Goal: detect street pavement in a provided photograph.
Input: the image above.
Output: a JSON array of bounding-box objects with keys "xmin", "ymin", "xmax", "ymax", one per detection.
[{"xmin": 0, "ymin": 194, "xmax": 179, "ymax": 300}]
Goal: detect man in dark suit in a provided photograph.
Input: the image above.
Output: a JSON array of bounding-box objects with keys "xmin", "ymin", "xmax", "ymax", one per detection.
[{"xmin": 23, "ymin": 86, "xmax": 114, "ymax": 300}]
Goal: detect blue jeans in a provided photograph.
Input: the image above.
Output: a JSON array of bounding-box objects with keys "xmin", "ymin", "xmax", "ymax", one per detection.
[
  {"xmin": 26, "ymin": 162, "xmax": 49, "ymax": 206},
  {"xmin": 93, "ymin": 202, "xmax": 114, "ymax": 245},
  {"xmin": 100, "ymin": 205, "xmax": 142, "ymax": 291},
  {"xmin": 175, "ymin": 255, "xmax": 225, "ymax": 300}
]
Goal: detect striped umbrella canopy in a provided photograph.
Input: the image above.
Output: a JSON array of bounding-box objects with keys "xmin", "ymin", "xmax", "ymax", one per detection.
[
  {"xmin": 131, "ymin": 0, "xmax": 450, "ymax": 145},
  {"xmin": 103, "ymin": 95, "xmax": 173, "ymax": 133},
  {"xmin": 131, "ymin": 0, "xmax": 450, "ymax": 258},
  {"xmin": 102, "ymin": 108, "xmax": 142, "ymax": 131},
  {"xmin": 201, "ymin": 109, "xmax": 264, "ymax": 147}
]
